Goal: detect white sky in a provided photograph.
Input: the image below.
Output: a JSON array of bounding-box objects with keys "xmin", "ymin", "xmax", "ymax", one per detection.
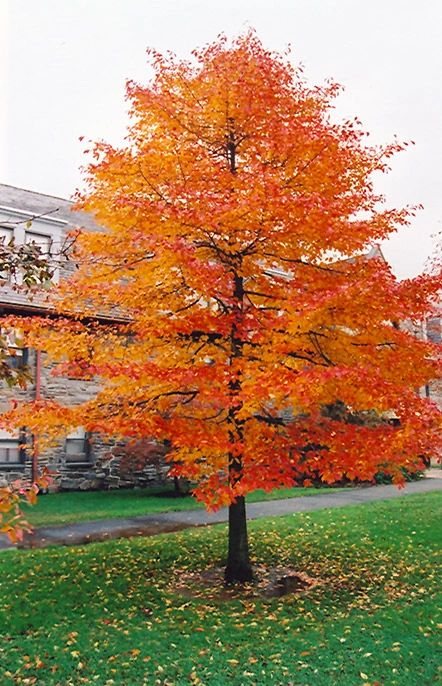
[{"xmin": 1, "ymin": 0, "xmax": 441, "ymax": 278}]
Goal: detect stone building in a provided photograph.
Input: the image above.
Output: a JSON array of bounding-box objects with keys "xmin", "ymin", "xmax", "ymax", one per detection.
[
  {"xmin": 0, "ymin": 184, "xmax": 167, "ymax": 490},
  {"xmin": 421, "ymin": 314, "xmax": 442, "ymax": 408}
]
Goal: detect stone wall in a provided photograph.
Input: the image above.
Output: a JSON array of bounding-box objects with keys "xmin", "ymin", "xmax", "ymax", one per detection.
[{"xmin": 0, "ymin": 349, "xmax": 170, "ymax": 490}]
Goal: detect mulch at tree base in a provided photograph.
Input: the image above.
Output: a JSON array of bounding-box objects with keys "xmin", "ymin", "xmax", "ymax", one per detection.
[{"xmin": 170, "ymin": 565, "xmax": 321, "ymax": 602}]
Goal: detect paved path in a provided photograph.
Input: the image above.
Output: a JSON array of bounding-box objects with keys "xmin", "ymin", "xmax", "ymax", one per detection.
[{"xmin": 1, "ymin": 470, "xmax": 441, "ymax": 551}]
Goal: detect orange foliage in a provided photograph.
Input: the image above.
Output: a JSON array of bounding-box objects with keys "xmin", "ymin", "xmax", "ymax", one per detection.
[
  {"xmin": 0, "ymin": 469, "xmax": 51, "ymax": 542},
  {"xmin": 3, "ymin": 32, "xmax": 442, "ymax": 510}
]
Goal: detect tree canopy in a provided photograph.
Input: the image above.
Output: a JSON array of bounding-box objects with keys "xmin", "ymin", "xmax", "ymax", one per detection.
[{"xmin": 3, "ymin": 33, "xmax": 441, "ymax": 575}]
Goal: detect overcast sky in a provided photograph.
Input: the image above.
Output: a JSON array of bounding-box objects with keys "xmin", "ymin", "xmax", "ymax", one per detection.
[{"xmin": 1, "ymin": 0, "xmax": 441, "ymax": 278}]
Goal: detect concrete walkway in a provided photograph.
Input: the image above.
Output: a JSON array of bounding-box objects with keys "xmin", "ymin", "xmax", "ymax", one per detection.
[{"xmin": 1, "ymin": 470, "xmax": 441, "ymax": 551}]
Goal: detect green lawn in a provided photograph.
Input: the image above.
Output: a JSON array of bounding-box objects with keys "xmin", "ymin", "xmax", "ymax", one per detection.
[
  {"xmin": 1, "ymin": 492, "xmax": 440, "ymax": 685},
  {"xmin": 23, "ymin": 484, "xmax": 346, "ymax": 527}
]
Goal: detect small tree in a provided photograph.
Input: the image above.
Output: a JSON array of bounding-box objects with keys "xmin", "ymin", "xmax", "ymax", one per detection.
[
  {"xmin": 6, "ymin": 33, "xmax": 442, "ymax": 579},
  {"xmin": 0, "ymin": 230, "xmax": 54, "ymax": 539}
]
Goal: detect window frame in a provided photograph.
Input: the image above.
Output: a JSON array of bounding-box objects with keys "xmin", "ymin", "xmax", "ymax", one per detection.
[
  {"xmin": 1, "ymin": 329, "xmax": 28, "ymax": 370},
  {"xmin": 24, "ymin": 230, "xmax": 53, "ymax": 257},
  {"xmin": 0, "ymin": 226, "xmax": 15, "ymax": 283},
  {"xmin": 0, "ymin": 205, "xmax": 69, "ymax": 285},
  {"xmin": 64, "ymin": 428, "xmax": 91, "ymax": 464},
  {"xmin": 0, "ymin": 429, "xmax": 26, "ymax": 467}
]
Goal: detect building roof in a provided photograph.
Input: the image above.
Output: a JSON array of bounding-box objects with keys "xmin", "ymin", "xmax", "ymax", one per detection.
[
  {"xmin": 0, "ymin": 183, "xmax": 100, "ymax": 232},
  {"xmin": 0, "ymin": 184, "xmax": 101, "ymax": 312}
]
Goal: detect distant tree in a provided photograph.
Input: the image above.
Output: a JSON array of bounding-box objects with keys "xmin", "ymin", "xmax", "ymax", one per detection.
[
  {"xmin": 0, "ymin": 227, "xmax": 54, "ymax": 539},
  {"xmin": 0, "ymin": 237, "xmax": 54, "ymax": 288},
  {"xmin": 5, "ymin": 33, "xmax": 442, "ymax": 578}
]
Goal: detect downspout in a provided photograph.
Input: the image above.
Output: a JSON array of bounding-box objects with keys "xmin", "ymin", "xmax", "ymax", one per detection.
[{"xmin": 31, "ymin": 349, "xmax": 42, "ymax": 483}]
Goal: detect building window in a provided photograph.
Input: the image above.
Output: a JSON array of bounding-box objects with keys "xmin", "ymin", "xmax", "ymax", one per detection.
[
  {"xmin": 65, "ymin": 427, "xmax": 90, "ymax": 463},
  {"xmin": 0, "ymin": 227, "xmax": 14, "ymax": 282},
  {"xmin": 0, "ymin": 226, "xmax": 13, "ymax": 244},
  {"xmin": 1, "ymin": 330, "xmax": 27, "ymax": 370},
  {"xmin": 24, "ymin": 230, "xmax": 52, "ymax": 256},
  {"xmin": 0, "ymin": 429, "xmax": 23, "ymax": 465},
  {"xmin": 0, "ymin": 206, "xmax": 67, "ymax": 285}
]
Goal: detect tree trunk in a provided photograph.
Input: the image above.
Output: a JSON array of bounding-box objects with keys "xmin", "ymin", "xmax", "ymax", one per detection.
[
  {"xmin": 222, "ymin": 140, "xmax": 252, "ymax": 584},
  {"xmin": 173, "ymin": 475, "xmax": 181, "ymax": 496},
  {"xmin": 225, "ymin": 495, "xmax": 253, "ymax": 584}
]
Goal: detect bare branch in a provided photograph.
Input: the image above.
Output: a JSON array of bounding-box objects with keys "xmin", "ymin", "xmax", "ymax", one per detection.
[{"xmin": 263, "ymin": 252, "xmax": 345, "ymax": 274}]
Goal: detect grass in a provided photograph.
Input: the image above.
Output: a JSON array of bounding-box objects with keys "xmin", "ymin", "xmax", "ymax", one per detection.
[
  {"xmin": 0, "ymin": 491, "xmax": 440, "ymax": 685},
  {"xmin": 23, "ymin": 484, "xmax": 346, "ymax": 528}
]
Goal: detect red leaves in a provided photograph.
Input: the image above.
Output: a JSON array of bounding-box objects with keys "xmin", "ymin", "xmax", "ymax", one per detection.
[{"xmin": 0, "ymin": 469, "xmax": 52, "ymax": 542}]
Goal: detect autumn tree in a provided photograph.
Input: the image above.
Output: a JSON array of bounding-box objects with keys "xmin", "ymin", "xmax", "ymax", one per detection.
[{"xmin": 5, "ymin": 33, "xmax": 442, "ymax": 580}]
